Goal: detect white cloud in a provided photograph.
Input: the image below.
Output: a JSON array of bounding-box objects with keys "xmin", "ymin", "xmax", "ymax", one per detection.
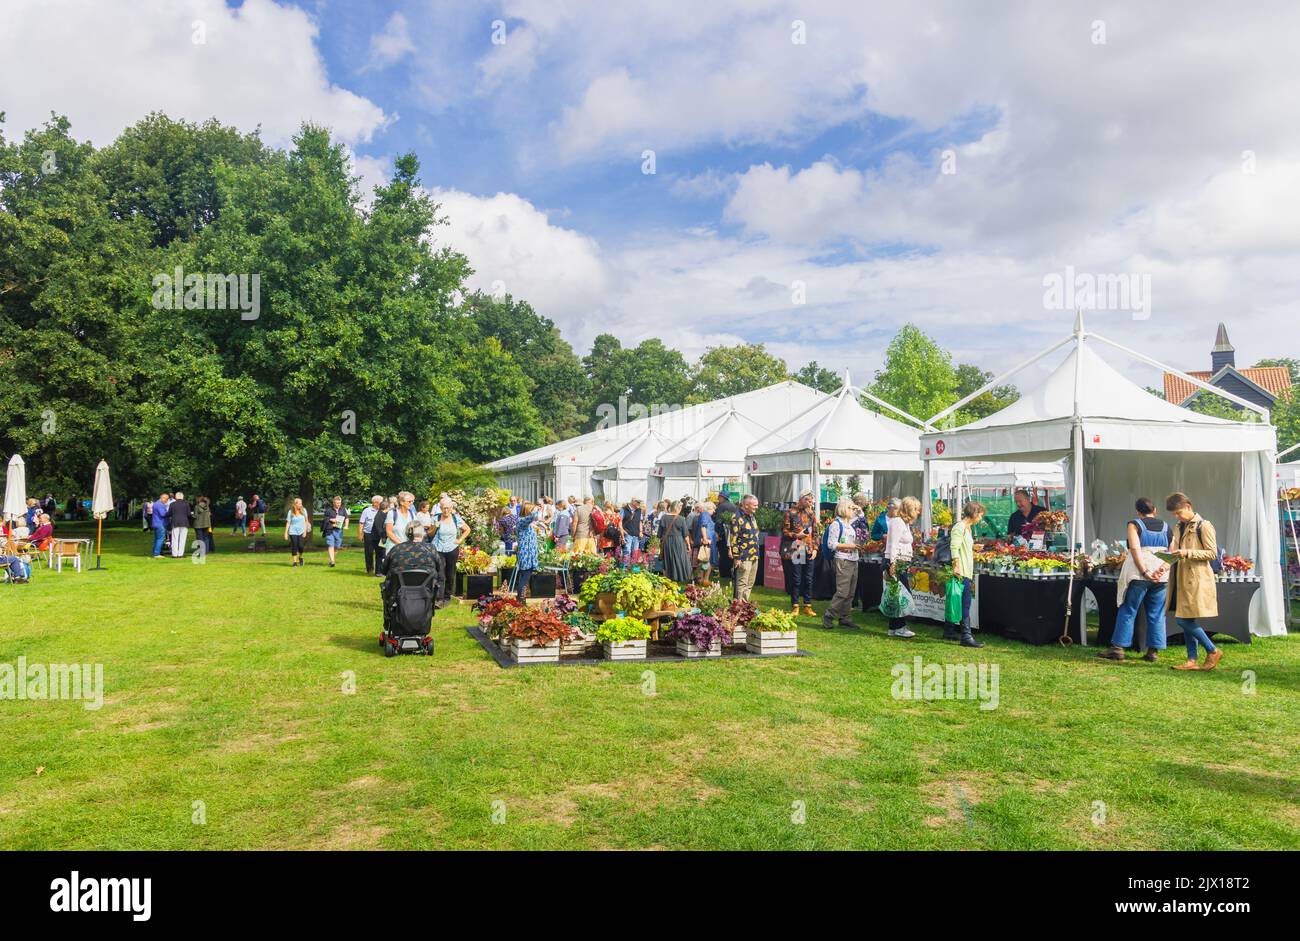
[
  {"xmin": 366, "ymin": 11, "xmax": 416, "ymax": 71},
  {"xmin": 0, "ymin": 0, "xmax": 389, "ymax": 147},
  {"xmin": 429, "ymin": 188, "xmax": 611, "ymax": 326}
]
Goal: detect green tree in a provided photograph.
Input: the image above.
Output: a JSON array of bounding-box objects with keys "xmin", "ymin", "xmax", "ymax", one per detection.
[
  {"xmin": 953, "ymin": 363, "xmax": 1018, "ymax": 423},
  {"xmin": 458, "ymin": 290, "xmax": 588, "ymax": 442},
  {"xmin": 451, "ymin": 336, "xmax": 544, "ymax": 462},
  {"xmin": 866, "ymin": 325, "xmax": 958, "ymax": 424},
  {"xmin": 793, "ymin": 360, "xmax": 841, "ymax": 393},
  {"xmin": 428, "ymin": 459, "xmax": 498, "ymax": 498},
  {"xmin": 582, "ymin": 334, "xmax": 692, "ymax": 430},
  {"xmin": 0, "ymin": 114, "xmax": 155, "ymax": 498},
  {"xmin": 688, "ymin": 343, "xmax": 789, "ymax": 403}
]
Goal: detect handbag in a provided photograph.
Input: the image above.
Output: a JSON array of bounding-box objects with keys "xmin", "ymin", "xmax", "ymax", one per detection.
[{"xmin": 697, "ymin": 543, "xmax": 711, "ymax": 563}]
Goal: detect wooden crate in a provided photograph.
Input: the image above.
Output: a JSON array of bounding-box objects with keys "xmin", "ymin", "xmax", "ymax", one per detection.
[
  {"xmin": 676, "ymin": 638, "xmax": 722, "ymax": 659},
  {"xmin": 746, "ymin": 630, "xmax": 797, "ymax": 655},
  {"xmin": 602, "ymin": 639, "xmax": 647, "ymax": 660},
  {"xmin": 511, "ymin": 638, "xmax": 561, "ymax": 663}
]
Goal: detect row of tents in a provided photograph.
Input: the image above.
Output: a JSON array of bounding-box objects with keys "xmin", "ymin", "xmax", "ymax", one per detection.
[{"xmin": 489, "ymin": 316, "xmax": 1290, "ymax": 637}]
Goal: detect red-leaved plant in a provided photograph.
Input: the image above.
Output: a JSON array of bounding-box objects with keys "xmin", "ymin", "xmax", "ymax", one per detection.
[
  {"xmin": 667, "ymin": 612, "xmax": 730, "ymax": 649},
  {"xmin": 506, "ymin": 608, "xmax": 573, "ymax": 645}
]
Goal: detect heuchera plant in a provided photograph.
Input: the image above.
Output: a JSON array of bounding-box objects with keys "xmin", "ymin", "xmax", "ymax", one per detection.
[
  {"xmin": 506, "ymin": 608, "xmax": 572, "ymax": 644},
  {"xmin": 667, "ymin": 612, "xmax": 730, "ymax": 648},
  {"xmin": 548, "ymin": 594, "xmax": 578, "ymax": 618}
]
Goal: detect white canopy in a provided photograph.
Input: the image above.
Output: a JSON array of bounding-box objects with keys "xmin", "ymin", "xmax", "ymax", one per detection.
[
  {"xmin": 745, "ymin": 377, "xmax": 927, "ymax": 502},
  {"xmin": 488, "ymin": 380, "xmax": 828, "ymax": 501},
  {"xmin": 920, "ymin": 317, "xmax": 1285, "ymax": 638},
  {"xmin": 652, "ymin": 408, "xmax": 771, "ymax": 480},
  {"xmin": 92, "ymin": 460, "xmax": 114, "ymax": 518}
]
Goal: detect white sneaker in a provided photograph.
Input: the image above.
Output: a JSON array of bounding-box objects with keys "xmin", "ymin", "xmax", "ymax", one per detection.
[{"xmin": 889, "ymin": 627, "xmax": 916, "ymax": 638}]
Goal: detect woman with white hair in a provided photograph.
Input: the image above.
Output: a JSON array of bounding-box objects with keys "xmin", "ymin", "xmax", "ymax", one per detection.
[{"xmin": 823, "ymin": 499, "xmax": 860, "ymax": 629}]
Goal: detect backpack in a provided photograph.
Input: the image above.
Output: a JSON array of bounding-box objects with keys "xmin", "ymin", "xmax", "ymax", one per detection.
[
  {"xmin": 391, "ymin": 568, "xmax": 436, "ymax": 637},
  {"xmin": 1194, "ymin": 521, "xmax": 1227, "ymax": 574},
  {"xmin": 604, "ymin": 516, "xmax": 622, "ymax": 540},
  {"xmin": 932, "ymin": 527, "xmax": 953, "ymax": 565}
]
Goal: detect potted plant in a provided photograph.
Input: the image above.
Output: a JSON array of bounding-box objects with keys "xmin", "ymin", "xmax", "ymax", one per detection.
[
  {"xmin": 505, "ymin": 607, "xmax": 572, "ymax": 663},
  {"xmin": 474, "ymin": 595, "xmax": 526, "ymax": 647},
  {"xmin": 668, "ymin": 612, "xmax": 730, "ymax": 658},
  {"xmin": 720, "ymin": 597, "xmax": 757, "ymax": 646},
  {"xmin": 746, "ymin": 608, "xmax": 798, "ymax": 655},
  {"xmin": 596, "ymin": 616, "xmax": 652, "ymax": 660},
  {"xmin": 456, "ymin": 549, "xmax": 495, "ymax": 599},
  {"xmin": 495, "ymin": 554, "xmax": 517, "ymax": 589}
]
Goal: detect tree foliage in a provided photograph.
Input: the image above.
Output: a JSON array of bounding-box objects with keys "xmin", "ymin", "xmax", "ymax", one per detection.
[{"xmin": 688, "ymin": 343, "xmax": 789, "ymax": 403}]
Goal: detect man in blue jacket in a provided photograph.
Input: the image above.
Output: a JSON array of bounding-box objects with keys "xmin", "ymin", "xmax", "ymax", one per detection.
[{"xmin": 150, "ymin": 492, "xmax": 171, "ymax": 558}]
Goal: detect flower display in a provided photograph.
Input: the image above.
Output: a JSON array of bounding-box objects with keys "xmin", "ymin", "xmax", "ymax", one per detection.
[
  {"xmin": 595, "ymin": 616, "xmax": 653, "ymax": 643},
  {"xmin": 505, "ymin": 607, "xmax": 572, "ymax": 644},
  {"xmin": 667, "ymin": 613, "xmax": 730, "ymax": 648},
  {"xmin": 1222, "ymin": 555, "xmax": 1254, "ymax": 572},
  {"xmin": 750, "ymin": 608, "xmax": 798, "ymax": 633},
  {"xmin": 456, "ymin": 548, "xmax": 493, "ymax": 574}
]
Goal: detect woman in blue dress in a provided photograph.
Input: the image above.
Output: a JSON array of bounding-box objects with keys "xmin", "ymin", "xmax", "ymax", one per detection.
[
  {"xmin": 1099, "ymin": 497, "xmax": 1171, "ymax": 662},
  {"xmin": 514, "ymin": 502, "xmax": 541, "ymax": 601}
]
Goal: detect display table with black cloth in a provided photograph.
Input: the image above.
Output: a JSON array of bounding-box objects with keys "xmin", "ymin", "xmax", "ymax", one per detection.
[
  {"xmin": 854, "ymin": 557, "xmax": 885, "ymax": 611},
  {"xmin": 976, "ymin": 572, "xmax": 1086, "ymax": 645},
  {"xmin": 1092, "ymin": 573, "xmax": 1257, "ymax": 647},
  {"xmin": 812, "ymin": 552, "xmax": 836, "ymax": 601},
  {"xmin": 455, "ymin": 571, "xmax": 495, "ymax": 599}
]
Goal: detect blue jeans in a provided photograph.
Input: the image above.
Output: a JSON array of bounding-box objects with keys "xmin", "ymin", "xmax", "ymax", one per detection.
[
  {"xmin": 961, "ymin": 576, "xmax": 973, "ymax": 627},
  {"xmin": 2, "ymin": 556, "xmax": 25, "ymax": 579},
  {"xmin": 1177, "ymin": 617, "xmax": 1216, "ymax": 659},
  {"xmin": 152, "ymin": 526, "xmax": 166, "ymax": 556},
  {"xmin": 788, "ymin": 560, "xmax": 813, "ymax": 604},
  {"xmin": 1113, "ymin": 581, "xmax": 1167, "ymax": 649},
  {"xmin": 623, "ymin": 534, "xmax": 641, "ymax": 562},
  {"xmin": 233, "ymin": 519, "xmax": 246, "ymax": 535}
]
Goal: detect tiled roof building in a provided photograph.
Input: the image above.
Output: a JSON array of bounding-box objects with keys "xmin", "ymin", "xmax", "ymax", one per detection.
[{"xmin": 1163, "ymin": 323, "xmax": 1292, "ymax": 410}]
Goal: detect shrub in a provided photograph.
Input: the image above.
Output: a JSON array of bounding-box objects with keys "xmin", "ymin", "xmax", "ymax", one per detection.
[{"xmin": 506, "ymin": 607, "xmax": 572, "ymax": 644}]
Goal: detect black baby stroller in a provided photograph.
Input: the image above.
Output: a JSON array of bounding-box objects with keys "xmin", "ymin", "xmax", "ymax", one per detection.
[{"xmin": 380, "ymin": 568, "xmax": 438, "ymax": 656}]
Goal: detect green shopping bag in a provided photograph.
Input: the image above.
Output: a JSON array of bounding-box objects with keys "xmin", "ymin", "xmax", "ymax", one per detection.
[{"xmin": 944, "ymin": 577, "xmax": 963, "ymax": 624}]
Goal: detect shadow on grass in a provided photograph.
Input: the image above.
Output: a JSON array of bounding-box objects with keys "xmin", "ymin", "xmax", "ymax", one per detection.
[
  {"xmin": 1157, "ymin": 761, "xmax": 1300, "ymax": 802},
  {"xmin": 328, "ymin": 632, "xmax": 382, "ymax": 654}
]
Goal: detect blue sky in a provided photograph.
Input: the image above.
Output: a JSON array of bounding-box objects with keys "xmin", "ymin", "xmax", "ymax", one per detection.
[{"xmin": 5, "ymin": 0, "xmax": 1299, "ymax": 384}]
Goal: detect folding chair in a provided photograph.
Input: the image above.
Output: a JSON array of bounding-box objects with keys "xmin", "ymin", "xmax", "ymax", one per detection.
[{"xmin": 52, "ymin": 539, "xmax": 82, "ymax": 573}]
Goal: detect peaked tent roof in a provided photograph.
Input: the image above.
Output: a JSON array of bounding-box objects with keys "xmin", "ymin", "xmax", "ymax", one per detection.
[
  {"xmin": 748, "ymin": 382, "xmax": 925, "ymax": 475},
  {"xmin": 651, "ymin": 408, "xmax": 772, "ymax": 479},
  {"xmin": 591, "ymin": 428, "xmax": 674, "ymax": 480},
  {"xmin": 921, "ymin": 341, "xmax": 1276, "ymax": 463},
  {"xmin": 485, "ymin": 381, "xmax": 828, "ymax": 473}
]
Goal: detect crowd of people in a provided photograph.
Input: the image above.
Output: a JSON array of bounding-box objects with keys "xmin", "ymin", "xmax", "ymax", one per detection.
[{"xmin": 21, "ymin": 476, "xmax": 1226, "ymax": 670}]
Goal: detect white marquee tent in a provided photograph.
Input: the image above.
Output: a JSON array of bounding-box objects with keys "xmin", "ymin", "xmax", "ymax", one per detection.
[
  {"xmin": 591, "ymin": 428, "xmax": 674, "ymax": 505},
  {"xmin": 487, "ymin": 381, "xmax": 828, "ymax": 501},
  {"xmin": 745, "ymin": 376, "xmax": 930, "ymax": 503},
  {"xmin": 647, "ymin": 407, "xmax": 773, "ymax": 504},
  {"xmin": 919, "ymin": 316, "xmax": 1285, "ymax": 638}
]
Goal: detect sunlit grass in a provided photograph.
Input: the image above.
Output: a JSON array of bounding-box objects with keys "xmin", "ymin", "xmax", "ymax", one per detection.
[{"xmin": 1, "ymin": 522, "xmax": 1296, "ymax": 850}]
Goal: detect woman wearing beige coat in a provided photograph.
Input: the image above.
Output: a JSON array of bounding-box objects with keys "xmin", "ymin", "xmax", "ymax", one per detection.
[{"xmin": 1165, "ymin": 492, "xmax": 1222, "ymax": 671}]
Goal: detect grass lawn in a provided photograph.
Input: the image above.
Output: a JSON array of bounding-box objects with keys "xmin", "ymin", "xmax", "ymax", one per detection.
[{"xmin": 2, "ymin": 522, "xmax": 1297, "ymax": 850}]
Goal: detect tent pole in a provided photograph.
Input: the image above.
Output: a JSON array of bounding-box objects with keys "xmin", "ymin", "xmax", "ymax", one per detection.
[
  {"xmin": 1088, "ymin": 332, "xmax": 1270, "ymax": 419},
  {"xmin": 851, "ymin": 386, "xmax": 934, "ymax": 431},
  {"xmin": 1280, "ymin": 441, "xmax": 1300, "ymax": 460},
  {"xmin": 921, "ymin": 460, "xmax": 932, "ymax": 535},
  {"xmin": 1063, "ymin": 317, "xmax": 1086, "ymax": 646},
  {"xmin": 925, "ymin": 334, "xmax": 1074, "ymax": 427}
]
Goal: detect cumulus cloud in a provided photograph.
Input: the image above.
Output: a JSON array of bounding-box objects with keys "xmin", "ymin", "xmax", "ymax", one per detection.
[
  {"xmin": 366, "ymin": 12, "xmax": 416, "ymax": 71},
  {"xmin": 429, "ymin": 188, "xmax": 611, "ymax": 329},
  {"xmin": 0, "ymin": 0, "xmax": 389, "ymax": 147}
]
